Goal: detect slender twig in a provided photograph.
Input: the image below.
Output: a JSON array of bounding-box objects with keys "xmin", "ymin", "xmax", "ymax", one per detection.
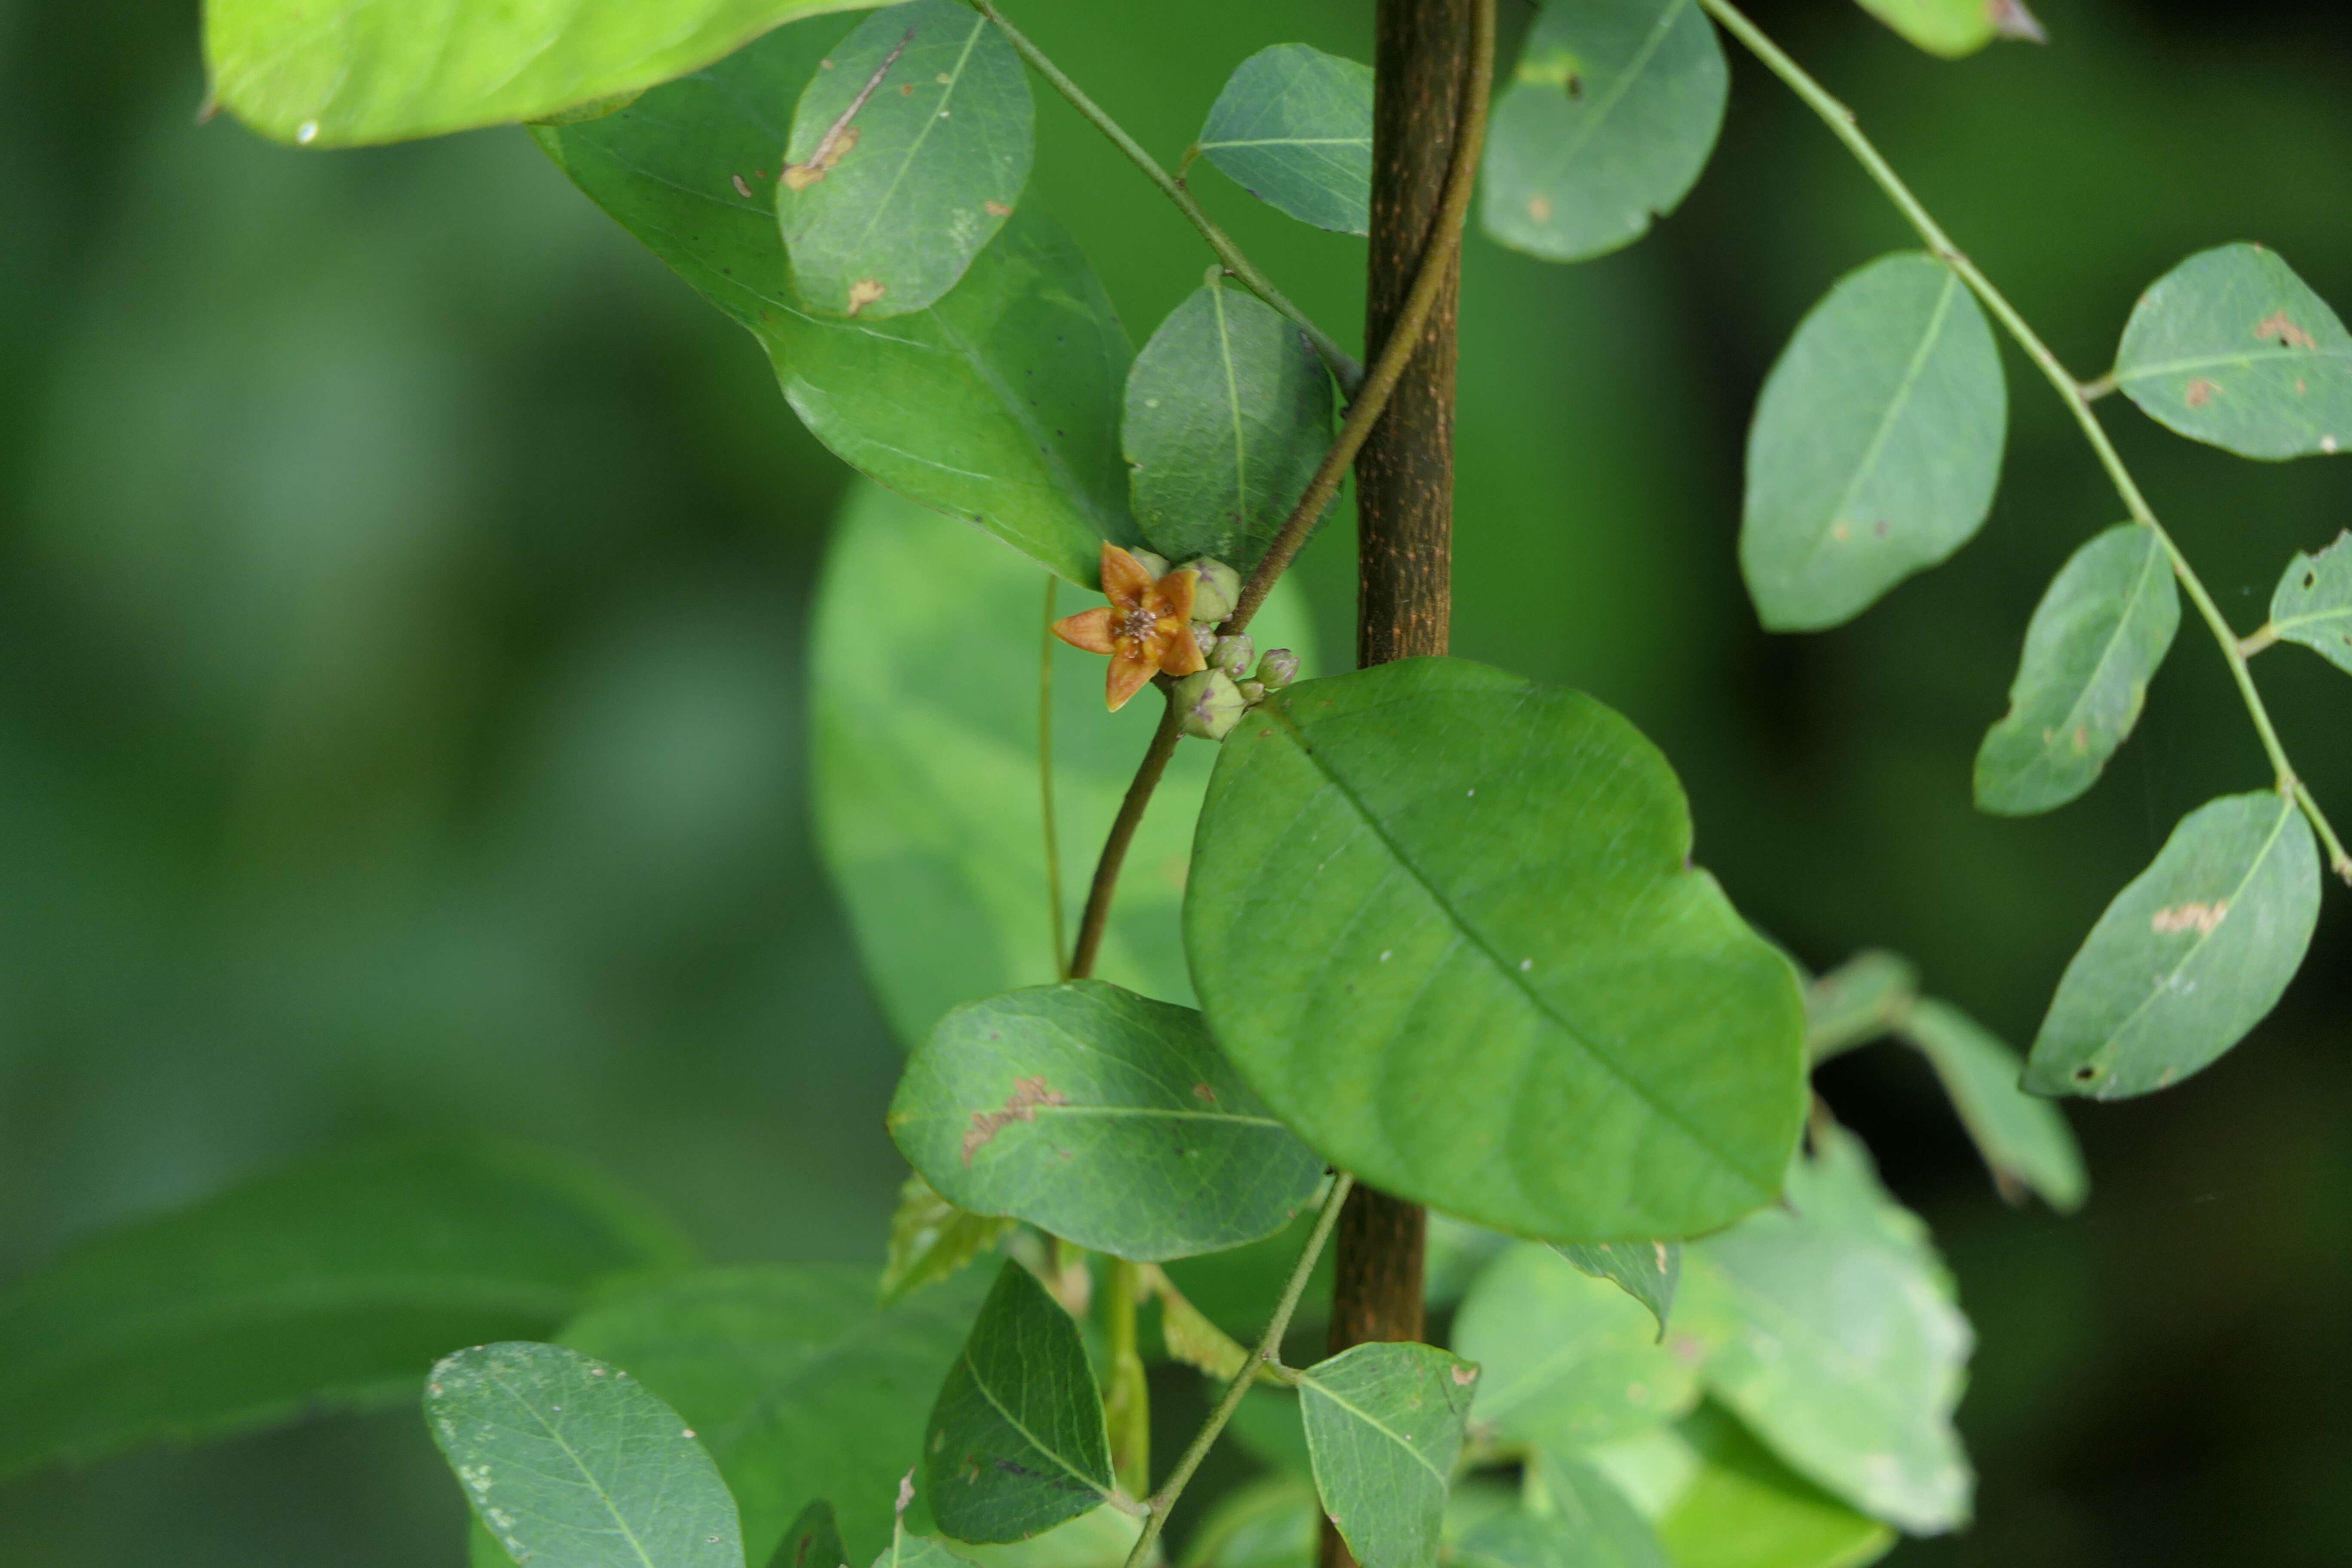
[
  {"xmin": 1220, "ymin": 0, "xmax": 1497, "ymax": 640},
  {"xmin": 968, "ymin": 0, "xmax": 1366, "ymax": 395},
  {"xmin": 1699, "ymin": 0, "xmax": 2352, "ymax": 886},
  {"xmin": 1122, "ymin": 1173, "xmax": 1357, "ymax": 1568},
  {"xmin": 1068, "ymin": 692, "xmax": 1184, "ymax": 979},
  {"xmin": 1040, "ymin": 576, "xmax": 1069, "ymax": 977}
]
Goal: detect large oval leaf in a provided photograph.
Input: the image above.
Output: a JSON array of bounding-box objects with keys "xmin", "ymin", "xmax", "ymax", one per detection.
[
  {"xmin": 429, "ymin": 1341, "xmax": 745, "ymax": 1568},
  {"xmin": 563, "ymin": 1265, "xmax": 986, "ymax": 1565},
  {"xmin": 2113, "ymin": 243, "xmax": 2352, "ymax": 461},
  {"xmin": 889, "ymin": 980, "xmax": 1325, "ymax": 1261},
  {"xmin": 1195, "ymin": 46, "xmax": 1374, "ymax": 236},
  {"xmin": 1298, "ymin": 1342, "xmax": 1479, "ymax": 1568},
  {"xmin": 777, "ymin": 2, "xmax": 1032, "ymax": 319},
  {"xmin": 1185, "ymin": 657, "xmax": 1806, "ymax": 1241},
  {"xmin": 2023, "ymin": 791, "xmax": 2320, "ymax": 1099},
  {"xmin": 1973, "ymin": 523, "xmax": 2179, "ymax": 815},
  {"xmin": 1694, "ymin": 1128, "xmax": 1972, "ymax": 1535},
  {"xmin": 2268, "ymin": 530, "xmax": 2352, "ymax": 674},
  {"xmin": 204, "ymin": 0, "xmax": 871, "ymax": 148},
  {"xmin": 0, "ymin": 1137, "xmax": 690, "ymax": 1481},
  {"xmin": 1480, "ymin": 0, "xmax": 1728, "ymax": 264},
  {"xmin": 536, "ymin": 21, "xmax": 1130, "ymax": 586},
  {"xmin": 925, "ymin": 1261, "xmax": 1115, "ymax": 1543},
  {"xmin": 1126, "ymin": 282, "xmax": 1335, "ymax": 573},
  {"xmin": 812, "ymin": 482, "xmax": 1314, "ymax": 1045},
  {"xmin": 1740, "ymin": 252, "xmax": 2007, "ymax": 631}
]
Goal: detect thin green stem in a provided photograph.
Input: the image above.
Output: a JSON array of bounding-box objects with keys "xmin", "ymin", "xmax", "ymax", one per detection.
[
  {"xmin": 1068, "ymin": 690, "xmax": 1183, "ymax": 980},
  {"xmin": 1700, "ymin": 0, "xmax": 2351, "ymax": 886},
  {"xmin": 1040, "ymin": 575, "xmax": 1069, "ymax": 978},
  {"xmin": 1104, "ymin": 1257, "xmax": 1150, "ymax": 1498},
  {"xmin": 2238, "ymin": 623, "xmax": 2280, "ymax": 659},
  {"xmin": 1123, "ymin": 1173, "xmax": 1357, "ymax": 1568},
  {"xmin": 968, "ymin": 0, "xmax": 1365, "ymax": 395}
]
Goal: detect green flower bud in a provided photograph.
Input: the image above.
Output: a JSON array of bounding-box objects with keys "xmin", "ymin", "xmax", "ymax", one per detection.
[
  {"xmin": 1236, "ymin": 680, "xmax": 1267, "ymax": 705},
  {"xmin": 1183, "ymin": 558, "xmax": 1241, "ymax": 623},
  {"xmin": 1191, "ymin": 622, "xmax": 1218, "ymax": 660},
  {"xmin": 1174, "ymin": 670, "xmax": 1249, "ymax": 741},
  {"xmin": 1210, "ymin": 633, "xmax": 1255, "ymax": 678},
  {"xmin": 1129, "ymin": 548, "xmax": 1172, "ymax": 580},
  {"xmin": 1254, "ymin": 648, "xmax": 1300, "ymax": 690}
]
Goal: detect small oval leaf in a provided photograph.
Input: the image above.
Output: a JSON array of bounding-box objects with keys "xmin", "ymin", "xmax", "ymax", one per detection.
[
  {"xmin": 427, "ymin": 1341, "xmax": 745, "ymax": 1568},
  {"xmin": 889, "ymin": 980, "xmax": 1326, "ymax": 1262},
  {"xmin": 1125, "ymin": 283, "xmax": 1335, "ymax": 573},
  {"xmin": 778, "ymin": 2, "xmax": 1033, "ymax": 319},
  {"xmin": 1480, "ymin": 0, "xmax": 1729, "ymax": 264},
  {"xmin": 924, "ymin": 1261, "xmax": 1114, "ymax": 1543},
  {"xmin": 1553, "ymin": 1240, "xmax": 1683, "ymax": 1339},
  {"xmin": 1298, "ymin": 1342, "xmax": 1479, "ymax": 1568},
  {"xmin": 2023, "ymin": 791, "xmax": 2320, "ymax": 1099},
  {"xmin": 1897, "ymin": 1001, "xmax": 2086, "ymax": 1213},
  {"xmin": 2269, "ymin": 530, "xmax": 2352, "ymax": 674},
  {"xmin": 2113, "ymin": 243, "xmax": 2352, "ymax": 461},
  {"xmin": 1197, "ymin": 45, "xmax": 1374, "ymax": 236},
  {"xmin": 1740, "ymin": 252, "xmax": 2007, "ymax": 631},
  {"xmin": 1974, "ymin": 523, "xmax": 2180, "ymax": 815}
]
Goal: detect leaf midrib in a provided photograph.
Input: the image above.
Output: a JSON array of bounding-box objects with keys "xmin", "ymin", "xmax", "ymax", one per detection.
[
  {"xmin": 961, "ymin": 1348, "xmax": 1111, "ymax": 1498},
  {"xmin": 1801, "ymin": 266, "xmax": 1964, "ymax": 570},
  {"xmin": 1299, "ymin": 1371, "xmax": 1449, "ymax": 1484},
  {"xmin": 1530, "ymin": 0, "xmax": 1694, "ymax": 180},
  {"xmin": 487, "ymin": 1360, "xmax": 666, "ymax": 1568}
]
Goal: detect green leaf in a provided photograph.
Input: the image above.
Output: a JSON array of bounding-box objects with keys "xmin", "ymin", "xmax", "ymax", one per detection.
[
  {"xmin": 889, "ymin": 980, "xmax": 1325, "ymax": 1262},
  {"xmin": 776, "ymin": 1501, "xmax": 854, "ymax": 1568},
  {"xmin": 925, "ymin": 1260, "xmax": 1115, "ymax": 1543},
  {"xmin": 2268, "ymin": 530, "xmax": 2352, "ymax": 674},
  {"xmin": 1974, "ymin": 524, "xmax": 2179, "ymax": 815},
  {"xmin": 1553, "ymin": 1241, "xmax": 1682, "ymax": 1340},
  {"xmin": 882, "ymin": 1530, "xmax": 981, "ymax": 1568},
  {"xmin": 1125, "ymin": 282, "xmax": 1335, "ymax": 573},
  {"xmin": 1480, "ymin": 0, "xmax": 1728, "ymax": 264},
  {"xmin": 1695, "ymin": 1128, "xmax": 1972, "ymax": 1534},
  {"xmin": 0, "ymin": 1136, "xmax": 690, "ymax": 1481},
  {"xmin": 1801, "ymin": 951, "xmax": 1918, "ymax": 1063},
  {"xmin": 427, "ymin": 1341, "xmax": 745, "ymax": 1568},
  {"xmin": 203, "ymin": 0, "xmax": 872, "ymax": 148},
  {"xmin": 884, "ymin": 1174, "xmax": 1019, "ymax": 1306},
  {"xmin": 2021, "ymin": 791, "xmax": 2321, "ymax": 1099},
  {"xmin": 2113, "ymin": 243, "xmax": 2352, "ymax": 461},
  {"xmin": 1195, "ymin": 45, "xmax": 1374, "ymax": 236},
  {"xmin": 1740, "ymin": 252, "xmax": 2007, "ymax": 632},
  {"xmin": 1850, "ymin": 0, "xmax": 2042, "ymax": 59},
  {"xmin": 1590, "ymin": 1405, "xmax": 1893, "ymax": 1568},
  {"xmin": 813, "ymin": 482, "xmax": 1312, "ymax": 1045},
  {"xmin": 776, "ymin": 2, "xmax": 1032, "ymax": 319},
  {"xmin": 1185, "ymin": 657, "xmax": 1807, "ymax": 1241},
  {"xmin": 1181, "ymin": 1475, "xmax": 1319, "ymax": 1568},
  {"xmin": 1452, "ymin": 1243, "xmax": 1705, "ymax": 1451},
  {"xmin": 1897, "ymin": 1001, "xmax": 2086, "ymax": 1212},
  {"xmin": 536, "ymin": 25, "xmax": 1132, "ymax": 587},
  {"xmin": 1457, "ymin": 1461, "xmax": 1666, "ymax": 1568},
  {"xmin": 950, "ymin": 1508, "xmax": 1142, "ymax": 1568},
  {"xmin": 562, "ymin": 1265, "xmax": 986, "ymax": 1565},
  {"xmin": 1298, "ymin": 1341, "xmax": 1480, "ymax": 1568}
]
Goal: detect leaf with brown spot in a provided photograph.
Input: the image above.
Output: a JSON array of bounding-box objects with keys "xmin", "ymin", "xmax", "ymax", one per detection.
[{"xmin": 2266, "ymin": 530, "xmax": 2352, "ymax": 676}]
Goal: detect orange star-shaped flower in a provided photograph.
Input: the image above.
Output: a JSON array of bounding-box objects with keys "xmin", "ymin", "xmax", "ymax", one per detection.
[{"xmin": 1053, "ymin": 543, "xmax": 1208, "ymax": 710}]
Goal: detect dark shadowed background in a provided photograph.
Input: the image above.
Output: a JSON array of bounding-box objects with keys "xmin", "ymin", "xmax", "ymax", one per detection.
[{"xmin": 0, "ymin": 0, "xmax": 2345, "ymax": 1561}]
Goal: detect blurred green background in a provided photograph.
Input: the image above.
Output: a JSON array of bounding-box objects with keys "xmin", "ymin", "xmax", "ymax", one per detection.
[{"xmin": 1, "ymin": 0, "xmax": 2346, "ymax": 1561}]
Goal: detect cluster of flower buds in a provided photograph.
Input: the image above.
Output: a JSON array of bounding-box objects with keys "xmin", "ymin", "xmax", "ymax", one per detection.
[{"xmin": 1174, "ymin": 613, "xmax": 1299, "ymax": 742}]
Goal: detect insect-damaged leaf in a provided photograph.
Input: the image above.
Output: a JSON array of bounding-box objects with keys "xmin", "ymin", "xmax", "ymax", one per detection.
[
  {"xmin": 536, "ymin": 21, "xmax": 1131, "ymax": 588},
  {"xmin": 890, "ymin": 981, "xmax": 1323, "ymax": 1262},
  {"xmin": 883, "ymin": 1173, "xmax": 1019, "ymax": 1306},
  {"xmin": 203, "ymin": 0, "xmax": 870, "ymax": 147},
  {"xmin": 428, "ymin": 1341, "xmax": 745, "ymax": 1568},
  {"xmin": 0, "ymin": 1136, "xmax": 691, "ymax": 1481},
  {"xmin": 563, "ymin": 1265, "xmax": 987, "ymax": 1566},
  {"xmin": 1898, "ymin": 1001, "xmax": 2086, "ymax": 1213},
  {"xmin": 812, "ymin": 484, "xmax": 1314, "ymax": 1045},
  {"xmin": 1695, "ymin": 1127, "xmax": 1972, "ymax": 1535},
  {"xmin": 1553, "ymin": 1239, "xmax": 1683, "ymax": 1339},
  {"xmin": 1851, "ymin": 0, "xmax": 2044, "ymax": 59},
  {"xmin": 1298, "ymin": 1342, "xmax": 1479, "ymax": 1568},
  {"xmin": 1126, "ymin": 282, "xmax": 1335, "ymax": 574},
  {"xmin": 1185, "ymin": 657, "xmax": 1807, "ymax": 1242},
  {"xmin": 2023, "ymin": 791, "xmax": 2320, "ymax": 1099},
  {"xmin": 1974, "ymin": 523, "xmax": 2179, "ymax": 816},
  {"xmin": 1453, "ymin": 1243, "xmax": 1707, "ymax": 1452},
  {"xmin": 777, "ymin": 2, "xmax": 1032, "ymax": 319},
  {"xmin": 1740, "ymin": 252, "xmax": 2007, "ymax": 631},
  {"xmin": 2113, "ymin": 243, "xmax": 2352, "ymax": 461},
  {"xmin": 1196, "ymin": 45, "xmax": 1375, "ymax": 236},
  {"xmin": 2268, "ymin": 530, "xmax": 2352, "ymax": 675},
  {"xmin": 925, "ymin": 1261, "xmax": 1115, "ymax": 1543},
  {"xmin": 1480, "ymin": 0, "xmax": 1728, "ymax": 265}
]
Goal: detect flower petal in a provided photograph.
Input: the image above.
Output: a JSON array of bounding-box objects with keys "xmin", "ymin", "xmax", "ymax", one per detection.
[
  {"xmin": 1153, "ymin": 568, "xmax": 1199, "ymax": 625},
  {"xmin": 1052, "ymin": 606, "xmax": 1118, "ymax": 655},
  {"xmin": 1101, "ymin": 542, "xmax": 1153, "ymax": 607},
  {"xmin": 1106, "ymin": 652, "xmax": 1158, "ymax": 712},
  {"xmin": 1158, "ymin": 624, "xmax": 1207, "ymax": 677}
]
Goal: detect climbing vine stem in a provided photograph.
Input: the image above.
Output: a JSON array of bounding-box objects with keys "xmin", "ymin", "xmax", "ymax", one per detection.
[{"xmin": 1698, "ymin": 0, "xmax": 2351, "ymax": 884}]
